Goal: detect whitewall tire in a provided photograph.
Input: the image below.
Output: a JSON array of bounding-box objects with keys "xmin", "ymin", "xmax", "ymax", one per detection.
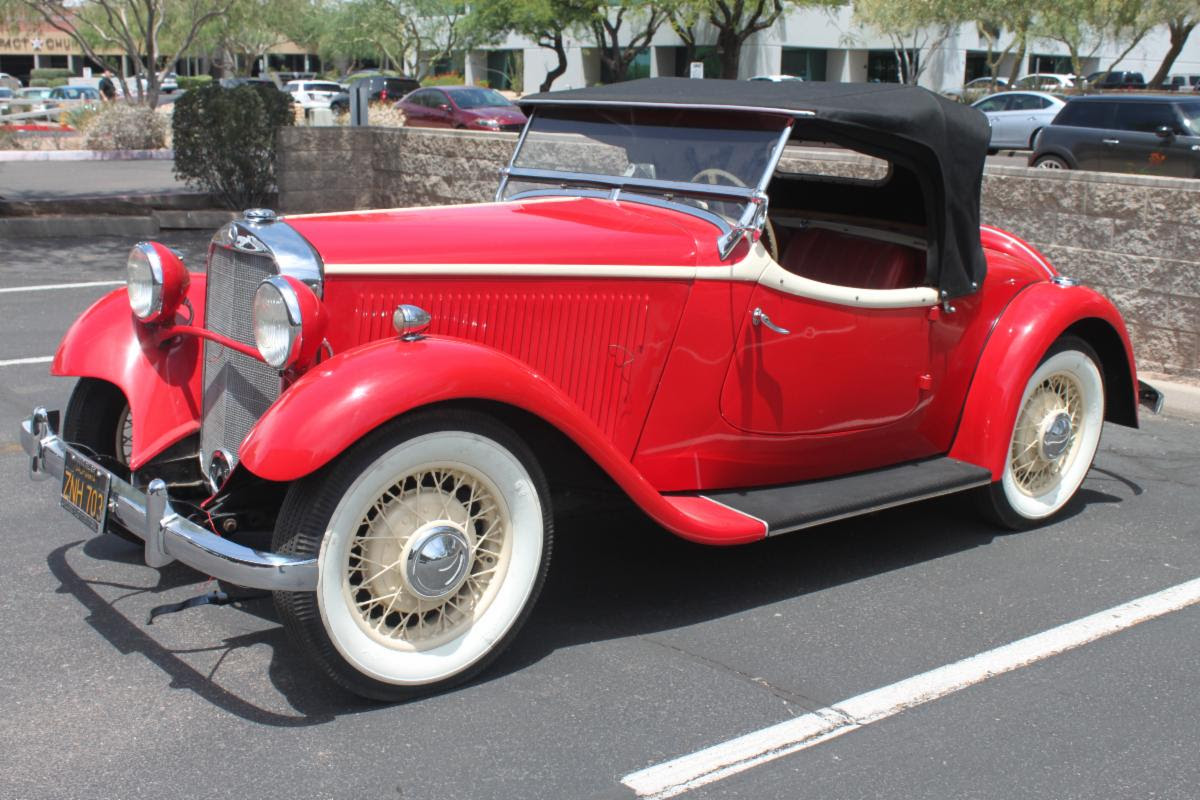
[
  {"xmin": 273, "ymin": 409, "xmax": 552, "ymax": 700},
  {"xmin": 979, "ymin": 337, "xmax": 1105, "ymax": 530}
]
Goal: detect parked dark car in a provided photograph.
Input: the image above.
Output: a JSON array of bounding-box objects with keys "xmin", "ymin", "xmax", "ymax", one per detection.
[
  {"xmin": 1084, "ymin": 71, "xmax": 1147, "ymax": 90},
  {"xmin": 396, "ymin": 86, "xmax": 526, "ymax": 132},
  {"xmin": 1030, "ymin": 95, "xmax": 1200, "ymax": 177},
  {"xmin": 351, "ymin": 75, "xmax": 420, "ymax": 104}
]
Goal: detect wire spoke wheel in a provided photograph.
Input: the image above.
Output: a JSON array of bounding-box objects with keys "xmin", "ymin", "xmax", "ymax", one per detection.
[
  {"xmin": 272, "ymin": 410, "xmax": 551, "ymax": 700},
  {"xmin": 345, "ymin": 464, "xmax": 513, "ymax": 651},
  {"xmin": 980, "ymin": 337, "xmax": 1105, "ymax": 529}
]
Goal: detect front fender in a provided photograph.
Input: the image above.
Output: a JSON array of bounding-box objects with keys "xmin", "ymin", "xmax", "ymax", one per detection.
[
  {"xmin": 239, "ymin": 336, "xmax": 766, "ymax": 545},
  {"xmin": 948, "ymin": 282, "xmax": 1137, "ymax": 479},
  {"xmin": 52, "ymin": 279, "xmax": 205, "ymax": 468}
]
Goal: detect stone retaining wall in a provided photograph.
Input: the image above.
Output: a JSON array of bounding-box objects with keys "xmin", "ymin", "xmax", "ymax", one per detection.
[{"xmin": 278, "ymin": 126, "xmax": 1199, "ymax": 378}]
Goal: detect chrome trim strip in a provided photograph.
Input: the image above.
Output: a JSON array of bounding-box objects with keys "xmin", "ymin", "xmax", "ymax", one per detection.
[
  {"xmin": 694, "ymin": 495, "xmax": 769, "ymax": 537},
  {"xmin": 503, "ymin": 166, "xmax": 758, "ymax": 203},
  {"xmin": 21, "ymin": 408, "xmax": 318, "ymax": 591},
  {"xmin": 506, "ymin": 187, "xmax": 735, "ymax": 238}
]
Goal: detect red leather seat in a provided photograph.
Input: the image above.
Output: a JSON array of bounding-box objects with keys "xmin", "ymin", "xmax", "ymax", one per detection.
[{"xmin": 779, "ymin": 227, "xmax": 925, "ymax": 290}]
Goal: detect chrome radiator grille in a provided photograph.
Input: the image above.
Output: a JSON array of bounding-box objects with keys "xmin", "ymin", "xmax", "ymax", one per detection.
[{"xmin": 201, "ymin": 246, "xmax": 280, "ymax": 472}]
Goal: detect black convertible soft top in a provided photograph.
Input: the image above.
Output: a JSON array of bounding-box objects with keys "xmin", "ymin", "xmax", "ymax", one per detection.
[{"xmin": 521, "ymin": 78, "xmax": 991, "ymax": 298}]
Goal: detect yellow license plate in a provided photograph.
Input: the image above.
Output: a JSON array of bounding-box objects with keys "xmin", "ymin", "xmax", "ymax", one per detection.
[{"xmin": 61, "ymin": 450, "xmax": 111, "ymax": 532}]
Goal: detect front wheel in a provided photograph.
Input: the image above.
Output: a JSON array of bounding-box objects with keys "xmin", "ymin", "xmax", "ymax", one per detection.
[
  {"xmin": 272, "ymin": 409, "xmax": 552, "ymax": 700},
  {"xmin": 978, "ymin": 337, "xmax": 1105, "ymax": 530}
]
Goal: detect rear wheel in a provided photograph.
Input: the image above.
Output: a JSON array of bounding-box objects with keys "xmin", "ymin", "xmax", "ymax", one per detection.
[
  {"xmin": 63, "ymin": 378, "xmax": 138, "ymax": 543},
  {"xmin": 978, "ymin": 337, "xmax": 1105, "ymax": 530},
  {"xmin": 1033, "ymin": 155, "xmax": 1069, "ymax": 170},
  {"xmin": 272, "ymin": 409, "xmax": 552, "ymax": 700}
]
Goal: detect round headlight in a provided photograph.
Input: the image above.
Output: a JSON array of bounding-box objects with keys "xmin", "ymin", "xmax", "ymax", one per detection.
[
  {"xmin": 126, "ymin": 243, "xmax": 162, "ymax": 320},
  {"xmin": 126, "ymin": 241, "xmax": 189, "ymax": 323},
  {"xmin": 253, "ymin": 277, "xmax": 302, "ymax": 369}
]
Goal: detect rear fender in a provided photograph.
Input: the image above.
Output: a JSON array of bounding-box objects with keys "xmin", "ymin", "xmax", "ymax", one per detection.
[
  {"xmin": 948, "ymin": 282, "xmax": 1137, "ymax": 479},
  {"xmin": 52, "ymin": 279, "xmax": 206, "ymax": 468},
  {"xmin": 239, "ymin": 336, "xmax": 766, "ymax": 545}
]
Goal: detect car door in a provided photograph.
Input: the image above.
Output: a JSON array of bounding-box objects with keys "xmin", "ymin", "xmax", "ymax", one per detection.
[
  {"xmin": 719, "ymin": 232, "xmax": 940, "ymax": 466},
  {"xmin": 1054, "ymin": 100, "xmax": 1116, "ymax": 169},
  {"xmin": 427, "ymin": 90, "xmax": 454, "ymax": 128},
  {"xmin": 403, "ymin": 91, "xmax": 430, "ymax": 126},
  {"xmin": 975, "ymin": 95, "xmax": 1012, "ymax": 146},
  {"xmin": 998, "ymin": 93, "xmax": 1044, "ymax": 148},
  {"xmin": 1105, "ymin": 101, "xmax": 1183, "ymax": 175}
]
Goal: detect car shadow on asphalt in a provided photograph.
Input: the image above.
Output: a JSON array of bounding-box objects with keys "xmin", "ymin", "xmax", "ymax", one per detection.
[{"xmin": 45, "ymin": 470, "xmax": 1140, "ymax": 724}]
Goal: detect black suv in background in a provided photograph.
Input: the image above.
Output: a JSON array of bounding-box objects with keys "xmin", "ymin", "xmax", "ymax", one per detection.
[
  {"xmin": 1029, "ymin": 95, "xmax": 1200, "ymax": 177},
  {"xmin": 330, "ymin": 75, "xmax": 421, "ymax": 113},
  {"xmin": 1084, "ymin": 71, "xmax": 1147, "ymax": 90}
]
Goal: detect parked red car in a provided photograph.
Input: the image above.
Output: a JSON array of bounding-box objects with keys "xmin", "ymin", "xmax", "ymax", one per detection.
[
  {"xmin": 22, "ymin": 79, "xmax": 1161, "ymax": 701},
  {"xmin": 396, "ymin": 85, "xmax": 526, "ymax": 132}
]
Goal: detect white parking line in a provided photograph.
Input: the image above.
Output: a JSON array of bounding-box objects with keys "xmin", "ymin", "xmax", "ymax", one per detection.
[
  {"xmin": 622, "ymin": 577, "xmax": 1200, "ymax": 799},
  {"xmin": 0, "ymin": 356, "xmax": 53, "ymax": 367},
  {"xmin": 0, "ymin": 280, "xmax": 123, "ymax": 294}
]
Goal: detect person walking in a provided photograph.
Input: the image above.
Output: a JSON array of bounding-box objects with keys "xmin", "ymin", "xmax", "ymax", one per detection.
[{"xmin": 98, "ymin": 70, "xmax": 116, "ymax": 102}]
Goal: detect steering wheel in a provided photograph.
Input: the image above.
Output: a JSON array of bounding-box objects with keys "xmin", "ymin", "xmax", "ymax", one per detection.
[{"xmin": 689, "ymin": 169, "xmax": 778, "ymax": 261}]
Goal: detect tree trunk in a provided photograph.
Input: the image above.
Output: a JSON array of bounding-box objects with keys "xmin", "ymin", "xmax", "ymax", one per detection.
[
  {"xmin": 717, "ymin": 30, "xmax": 742, "ymax": 80},
  {"xmin": 540, "ymin": 32, "xmax": 568, "ymax": 92},
  {"xmin": 1148, "ymin": 18, "xmax": 1196, "ymax": 89}
]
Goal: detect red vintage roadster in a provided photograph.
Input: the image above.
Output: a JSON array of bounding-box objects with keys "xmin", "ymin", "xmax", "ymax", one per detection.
[{"xmin": 22, "ymin": 79, "xmax": 1162, "ymax": 699}]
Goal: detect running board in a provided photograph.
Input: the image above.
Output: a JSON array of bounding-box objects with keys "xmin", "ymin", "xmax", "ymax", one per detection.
[{"xmin": 701, "ymin": 457, "xmax": 993, "ymax": 536}]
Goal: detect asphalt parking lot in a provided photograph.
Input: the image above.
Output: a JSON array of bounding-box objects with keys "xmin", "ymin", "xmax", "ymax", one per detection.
[{"xmin": 2, "ymin": 234, "xmax": 1198, "ymax": 800}]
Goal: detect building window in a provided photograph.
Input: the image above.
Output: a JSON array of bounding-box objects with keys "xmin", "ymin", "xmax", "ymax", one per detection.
[
  {"xmin": 867, "ymin": 50, "xmax": 917, "ymax": 83},
  {"xmin": 1028, "ymin": 54, "xmax": 1073, "ymax": 74},
  {"xmin": 781, "ymin": 48, "xmax": 826, "ymax": 81},
  {"xmin": 964, "ymin": 52, "xmax": 990, "ymax": 82},
  {"xmin": 486, "ymin": 49, "xmax": 522, "ymax": 91}
]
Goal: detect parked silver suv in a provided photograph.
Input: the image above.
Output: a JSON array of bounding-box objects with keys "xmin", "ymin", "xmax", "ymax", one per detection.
[{"xmin": 1030, "ymin": 95, "xmax": 1200, "ymax": 177}]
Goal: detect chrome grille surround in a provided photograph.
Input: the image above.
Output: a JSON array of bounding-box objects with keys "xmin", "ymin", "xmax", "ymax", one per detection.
[{"xmin": 200, "ymin": 216, "xmax": 324, "ymax": 485}]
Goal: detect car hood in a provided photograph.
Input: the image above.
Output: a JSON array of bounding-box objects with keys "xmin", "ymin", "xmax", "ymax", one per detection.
[{"xmin": 284, "ymin": 197, "xmax": 733, "ymax": 268}]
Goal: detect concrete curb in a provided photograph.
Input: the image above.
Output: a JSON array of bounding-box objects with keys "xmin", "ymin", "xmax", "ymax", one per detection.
[
  {"xmin": 0, "ymin": 149, "xmax": 174, "ymax": 162},
  {"xmin": 0, "ymin": 215, "xmax": 159, "ymax": 238}
]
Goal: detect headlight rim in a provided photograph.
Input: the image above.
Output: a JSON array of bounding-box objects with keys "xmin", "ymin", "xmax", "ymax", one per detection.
[
  {"xmin": 127, "ymin": 242, "xmax": 164, "ymax": 321},
  {"xmin": 253, "ymin": 275, "xmax": 304, "ymax": 370}
]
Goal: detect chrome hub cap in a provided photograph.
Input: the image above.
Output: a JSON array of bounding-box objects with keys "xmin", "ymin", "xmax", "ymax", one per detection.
[
  {"xmin": 404, "ymin": 524, "xmax": 472, "ymax": 600},
  {"xmin": 344, "ymin": 466, "xmax": 512, "ymax": 650},
  {"xmin": 1038, "ymin": 411, "xmax": 1074, "ymax": 461},
  {"xmin": 1010, "ymin": 372, "xmax": 1083, "ymax": 496}
]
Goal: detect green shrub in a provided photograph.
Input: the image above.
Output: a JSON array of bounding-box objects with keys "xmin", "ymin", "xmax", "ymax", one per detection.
[
  {"xmin": 61, "ymin": 103, "xmax": 102, "ymax": 131},
  {"xmin": 421, "ymin": 73, "xmax": 464, "ymax": 87},
  {"xmin": 29, "ymin": 68, "xmax": 73, "ymax": 85},
  {"xmin": 177, "ymin": 75, "xmax": 213, "ymax": 91},
  {"xmin": 172, "ymin": 82, "xmax": 294, "ymax": 209},
  {"xmin": 0, "ymin": 128, "xmax": 20, "ymax": 150},
  {"xmin": 84, "ymin": 103, "xmax": 167, "ymax": 150}
]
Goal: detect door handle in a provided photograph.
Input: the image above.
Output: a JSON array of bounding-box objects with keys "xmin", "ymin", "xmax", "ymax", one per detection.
[
  {"xmin": 1102, "ymin": 138, "xmax": 1120, "ymax": 145},
  {"xmin": 752, "ymin": 307, "xmax": 790, "ymax": 335}
]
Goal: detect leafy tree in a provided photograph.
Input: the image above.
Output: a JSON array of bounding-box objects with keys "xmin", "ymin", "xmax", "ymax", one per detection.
[
  {"xmin": 1031, "ymin": 0, "xmax": 1156, "ymax": 89},
  {"xmin": 590, "ymin": 0, "xmax": 667, "ymax": 83},
  {"xmin": 468, "ymin": 0, "xmax": 599, "ymax": 91},
  {"xmin": 852, "ymin": 0, "xmax": 966, "ymax": 84},
  {"xmin": 974, "ymin": 0, "xmax": 1037, "ymax": 86},
  {"xmin": 1144, "ymin": 0, "xmax": 1200, "ymax": 88},
  {"xmin": 13, "ymin": 0, "xmax": 230, "ymax": 105}
]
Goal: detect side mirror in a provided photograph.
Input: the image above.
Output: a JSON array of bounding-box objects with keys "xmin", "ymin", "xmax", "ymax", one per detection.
[{"xmin": 1156, "ymin": 124, "xmax": 1176, "ymax": 140}]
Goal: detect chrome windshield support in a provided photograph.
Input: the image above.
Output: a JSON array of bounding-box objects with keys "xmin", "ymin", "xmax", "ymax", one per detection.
[{"xmin": 20, "ymin": 408, "xmax": 318, "ymax": 592}]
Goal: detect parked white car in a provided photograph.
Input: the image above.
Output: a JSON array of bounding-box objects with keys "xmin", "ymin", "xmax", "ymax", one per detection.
[
  {"xmin": 942, "ymin": 76, "xmax": 1008, "ymax": 100},
  {"xmin": 972, "ymin": 91, "xmax": 1066, "ymax": 151},
  {"xmin": 284, "ymin": 80, "xmax": 346, "ymax": 110},
  {"xmin": 1165, "ymin": 74, "xmax": 1200, "ymax": 92},
  {"xmin": 1012, "ymin": 73, "xmax": 1076, "ymax": 91}
]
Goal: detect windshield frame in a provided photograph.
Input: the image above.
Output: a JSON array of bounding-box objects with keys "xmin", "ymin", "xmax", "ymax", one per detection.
[{"xmin": 498, "ymin": 106, "xmax": 795, "ymax": 258}]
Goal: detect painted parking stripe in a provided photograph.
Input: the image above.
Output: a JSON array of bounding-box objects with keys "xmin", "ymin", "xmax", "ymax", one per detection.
[
  {"xmin": 0, "ymin": 280, "xmax": 122, "ymax": 294},
  {"xmin": 623, "ymin": 576, "xmax": 1200, "ymax": 799},
  {"xmin": 0, "ymin": 356, "xmax": 53, "ymax": 367}
]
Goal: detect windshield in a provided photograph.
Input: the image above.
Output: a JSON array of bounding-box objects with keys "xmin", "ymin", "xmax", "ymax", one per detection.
[
  {"xmin": 453, "ymin": 88, "xmax": 512, "ymax": 109},
  {"xmin": 507, "ymin": 107, "xmax": 786, "ymax": 220}
]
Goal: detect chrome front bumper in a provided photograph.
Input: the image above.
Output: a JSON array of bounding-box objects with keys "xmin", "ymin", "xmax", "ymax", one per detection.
[{"xmin": 20, "ymin": 407, "xmax": 317, "ymax": 592}]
